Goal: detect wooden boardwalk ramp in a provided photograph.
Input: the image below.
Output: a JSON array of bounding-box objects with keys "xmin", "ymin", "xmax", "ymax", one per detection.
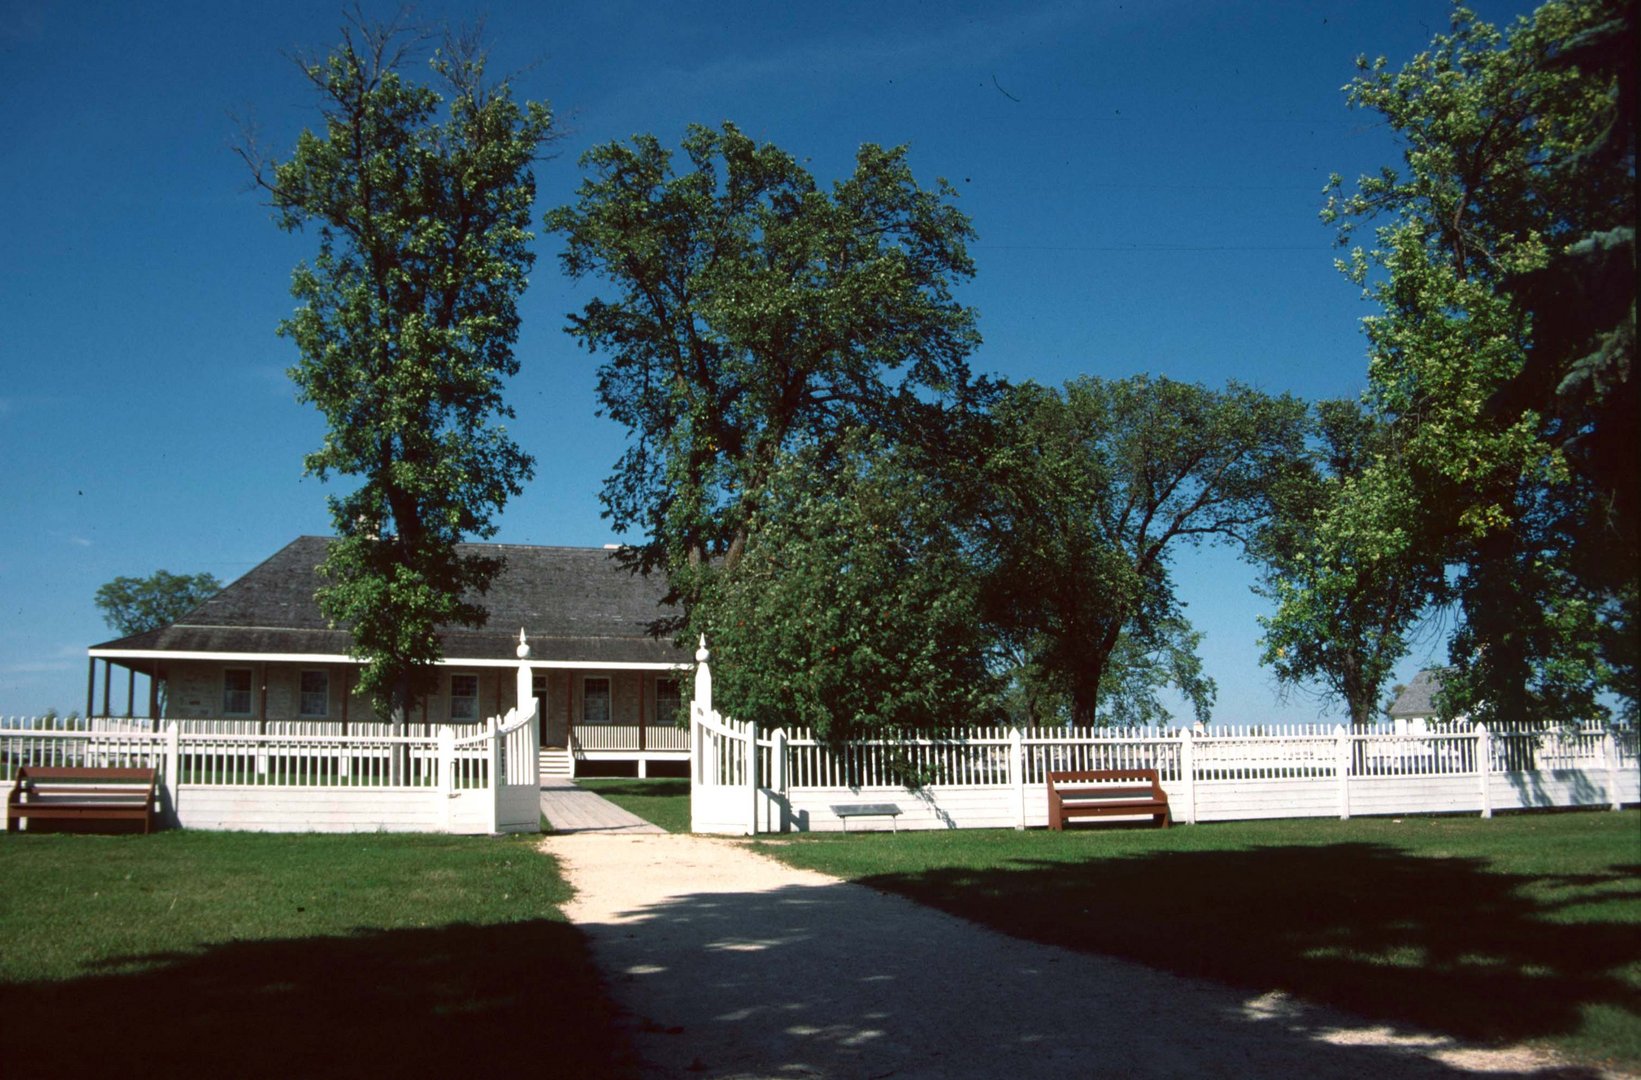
[{"xmin": 539, "ymin": 778, "xmax": 665, "ymax": 835}]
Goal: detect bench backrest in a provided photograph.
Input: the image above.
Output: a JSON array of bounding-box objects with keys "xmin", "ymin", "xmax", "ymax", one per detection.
[
  {"xmin": 1047, "ymin": 769, "xmax": 1161, "ymax": 786},
  {"xmin": 16, "ymin": 766, "xmax": 157, "ymax": 784},
  {"xmin": 12, "ymin": 767, "xmax": 159, "ymax": 805}
]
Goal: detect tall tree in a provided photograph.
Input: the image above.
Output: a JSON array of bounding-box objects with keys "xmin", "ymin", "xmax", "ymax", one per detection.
[
  {"xmin": 979, "ymin": 377, "xmax": 1308, "ymax": 726},
  {"xmin": 701, "ymin": 432, "xmax": 998, "ymax": 742},
  {"xmin": 1254, "ymin": 400, "xmax": 1443, "ymax": 725},
  {"xmin": 95, "ymin": 571, "xmax": 222, "ymax": 636},
  {"xmin": 547, "ymin": 123, "xmax": 987, "ymax": 626},
  {"xmin": 1315, "ymin": 0, "xmax": 1634, "ymax": 723},
  {"xmin": 242, "ymin": 17, "xmax": 554, "ymax": 722}
]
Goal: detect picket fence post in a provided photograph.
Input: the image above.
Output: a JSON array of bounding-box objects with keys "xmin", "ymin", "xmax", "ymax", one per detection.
[
  {"xmin": 746, "ymin": 720, "xmax": 759, "ymax": 836},
  {"xmin": 486, "ymin": 713, "xmax": 502, "ymax": 835},
  {"xmin": 1603, "ymin": 730, "xmax": 1621, "ymax": 811},
  {"xmin": 694, "ymin": 635, "xmax": 712, "ymax": 714},
  {"xmin": 1477, "ymin": 724, "xmax": 1492, "ymax": 819},
  {"xmin": 772, "ymin": 727, "xmax": 789, "ymax": 833},
  {"xmin": 438, "ymin": 726, "xmax": 456, "ymax": 833},
  {"xmin": 1178, "ymin": 727, "xmax": 1197, "ymax": 825},
  {"xmin": 164, "ymin": 721, "xmax": 180, "ymax": 826},
  {"xmin": 1009, "ymin": 727, "xmax": 1025, "ymax": 830},
  {"xmin": 1335, "ymin": 724, "xmax": 1351, "ymax": 820},
  {"xmin": 690, "ymin": 636, "xmax": 711, "ymax": 825}
]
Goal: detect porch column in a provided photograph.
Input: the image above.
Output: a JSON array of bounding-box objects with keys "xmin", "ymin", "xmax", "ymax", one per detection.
[
  {"xmin": 126, "ymin": 668, "xmax": 135, "ymax": 718},
  {"xmin": 101, "ymin": 659, "xmax": 111, "ymax": 719},
  {"xmin": 85, "ymin": 657, "xmax": 96, "ymax": 719}
]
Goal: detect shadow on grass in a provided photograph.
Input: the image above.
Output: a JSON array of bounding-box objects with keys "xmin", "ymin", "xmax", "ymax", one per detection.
[
  {"xmin": 857, "ymin": 841, "xmax": 1641, "ymax": 1048},
  {"xmin": 0, "ymin": 920, "xmax": 634, "ymax": 1080}
]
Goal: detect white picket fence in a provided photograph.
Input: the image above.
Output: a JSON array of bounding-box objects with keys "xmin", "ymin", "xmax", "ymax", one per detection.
[
  {"xmin": 1, "ymin": 658, "xmax": 541, "ymax": 835},
  {"xmin": 686, "ymin": 647, "xmax": 1639, "ymax": 835}
]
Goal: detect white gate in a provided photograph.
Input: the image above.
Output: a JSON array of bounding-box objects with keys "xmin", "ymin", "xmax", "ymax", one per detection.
[{"xmin": 688, "ymin": 638, "xmax": 761, "ymax": 835}]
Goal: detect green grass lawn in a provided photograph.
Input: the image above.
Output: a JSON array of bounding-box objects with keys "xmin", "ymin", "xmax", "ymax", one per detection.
[
  {"xmin": 575, "ymin": 777, "xmax": 691, "ymax": 833},
  {"xmin": 0, "ymin": 831, "xmax": 633, "ymax": 1080},
  {"xmin": 752, "ymin": 810, "xmax": 1641, "ymax": 1069}
]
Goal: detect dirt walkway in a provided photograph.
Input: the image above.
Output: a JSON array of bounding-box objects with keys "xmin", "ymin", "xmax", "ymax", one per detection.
[{"xmin": 543, "ymin": 832, "xmax": 1617, "ymax": 1080}]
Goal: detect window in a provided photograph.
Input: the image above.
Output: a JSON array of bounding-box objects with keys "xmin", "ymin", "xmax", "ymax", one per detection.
[
  {"xmin": 298, "ymin": 670, "xmax": 329, "ymax": 718},
  {"xmin": 223, "ymin": 669, "xmax": 253, "ymax": 716},
  {"xmin": 655, "ymin": 677, "xmax": 682, "ymax": 725},
  {"xmin": 449, "ymin": 674, "xmax": 479, "ymax": 722},
  {"xmin": 582, "ymin": 677, "xmax": 611, "ymax": 725}
]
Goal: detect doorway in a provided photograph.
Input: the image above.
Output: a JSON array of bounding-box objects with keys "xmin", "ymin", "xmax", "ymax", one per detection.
[{"xmin": 535, "ymin": 674, "xmax": 568, "ymax": 748}]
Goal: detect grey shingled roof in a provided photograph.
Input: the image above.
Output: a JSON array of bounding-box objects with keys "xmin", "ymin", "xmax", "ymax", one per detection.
[
  {"xmin": 1388, "ymin": 669, "xmax": 1445, "ymax": 719},
  {"xmin": 91, "ymin": 536, "xmax": 682, "ymax": 666}
]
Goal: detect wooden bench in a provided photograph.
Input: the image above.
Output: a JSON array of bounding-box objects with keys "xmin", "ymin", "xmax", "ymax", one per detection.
[
  {"xmin": 7, "ymin": 766, "xmax": 160, "ymax": 834},
  {"xmin": 1047, "ymin": 769, "xmax": 1170, "ymax": 830},
  {"xmin": 831, "ymin": 802, "xmax": 902, "ymax": 832}
]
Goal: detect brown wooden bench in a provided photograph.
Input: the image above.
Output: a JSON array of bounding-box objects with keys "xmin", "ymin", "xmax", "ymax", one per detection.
[
  {"xmin": 7, "ymin": 766, "xmax": 160, "ymax": 834},
  {"xmin": 1047, "ymin": 769, "xmax": 1170, "ymax": 830}
]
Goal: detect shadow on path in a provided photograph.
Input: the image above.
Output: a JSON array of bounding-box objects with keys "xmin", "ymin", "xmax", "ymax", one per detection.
[{"xmin": 559, "ymin": 835, "xmax": 1621, "ymax": 1079}]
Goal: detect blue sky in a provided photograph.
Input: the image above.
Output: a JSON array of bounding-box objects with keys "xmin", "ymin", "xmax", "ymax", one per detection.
[{"xmin": 0, "ymin": 0, "xmax": 1536, "ymax": 719}]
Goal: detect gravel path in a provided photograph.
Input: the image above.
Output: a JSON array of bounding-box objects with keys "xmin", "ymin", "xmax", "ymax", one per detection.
[{"xmin": 544, "ymin": 832, "xmax": 1620, "ymax": 1080}]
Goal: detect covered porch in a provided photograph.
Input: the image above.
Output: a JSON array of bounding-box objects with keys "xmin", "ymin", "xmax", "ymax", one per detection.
[{"xmin": 530, "ymin": 663, "xmax": 689, "ymax": 777}]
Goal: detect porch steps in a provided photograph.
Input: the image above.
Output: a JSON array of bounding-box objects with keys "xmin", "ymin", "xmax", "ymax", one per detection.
[{"xmin": 539, "ymin": 748, "xmax": 574, "ymax": 779}]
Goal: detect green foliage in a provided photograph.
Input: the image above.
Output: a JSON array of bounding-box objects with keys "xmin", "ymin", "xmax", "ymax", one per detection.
[
  {"xmin": 699, "ymin": 434, "xmax": 998, "ymax": 743},
  {"xmin": 547, "ymin": 123, "xmax": 987, "ymax": 621},
  {"xmin": 1255, "ymin": 400, "xmax": 1443, "ymax": 724},
  {"xmin": 1313, "ymin": 0, "xmax": 1635, "ymax": 724},
  {"xmin": 1096, "ymin": 614, "xmax": 1216, "ymax": 728},
  {"xmin": 94, "ymin": 570, "xmax": 222, "ymax": 636},
  {"xmin": 34, "ymin": 708, "xmax": 82, "ymax": 730},
  {"xmin": 980, "ymin": 377, "xmax": 1307, "ymax": 726},
  {"xmin": 247, "ymin": 16, "xmax": 554, "ymax": 720}
]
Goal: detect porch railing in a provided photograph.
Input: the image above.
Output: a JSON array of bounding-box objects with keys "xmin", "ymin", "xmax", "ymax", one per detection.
[{"xmin": 571, "ymin": 723, "xmax": 689, "ymax": 752}]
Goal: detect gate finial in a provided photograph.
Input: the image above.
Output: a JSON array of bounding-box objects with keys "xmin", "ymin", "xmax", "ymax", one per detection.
[{"xmin": 693, "ymin": 635, "xmax": 712, "ymax": 712}]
